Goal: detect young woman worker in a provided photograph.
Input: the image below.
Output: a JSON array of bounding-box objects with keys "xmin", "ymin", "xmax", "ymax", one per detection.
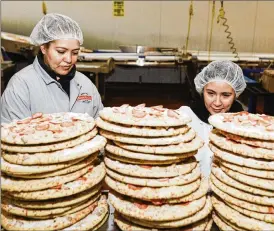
[
  {"xmin": 179, "ymin": 60, "xmax": 247, "ymax": 177},
  {"xmin": 1, "ymin": 13, "xmax": 103, "ymax": 123}
]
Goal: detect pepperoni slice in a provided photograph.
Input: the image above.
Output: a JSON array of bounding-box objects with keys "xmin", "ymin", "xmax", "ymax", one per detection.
[
  {"xmin": 266, "ymin": 124, "xmax": 274, "ymax": 132},
  {"xmin": 61, "ymin": 122, "xmax": 74, "ymax": 127},
  {"xmin": 269, "ymin": 207, "xmax": 274, "ymax": 214},
  {"xmin": 51, "ymin": 184, "xmax": 62, "ymax": 190},
  {"xmin": 119, "ymin": 106, "xmax": 128, "ymax": 114},
  {"xmin": 180, "ymin": 201, "xmax": 190, "ymax": 206},
  {"xmin": 17, "ymin": 118, "xmax": 32, "ymax": 124},
  {"xmin": 223, "ymin": 115, "xmax": 234, "ymax": 122},
  {"xmin": 48, "ymin": 124, "xmax": 62, "ymax": 133},
  {"xmin": 151, "ymin": 105, "xmax": 165, "ymax": 112},
  {"xmin": 134, "ymin": 202, "xmax": 148, "ymax": 209},
  {"xmin": 72, "ymin": 117, "xmax": 79, "ymax": 121},
  {"xmin": 238, "ymin": 111, "xmax": 249, "ymax": 116},
  {"xmin": 227, "ymin": 134, "xmax": 239, "ymax": 141},
  {"xmin": 225, "ymin": 135, "xmax": 231, "ymax": 141},
  {"xmin": 237, "ymin": 115, "xmax": 248, "ymax": 122},
  {"xmin": 167, "ymin": 109, "xmax": 180, "ymax": 119},
  {"xmin": 132, "ymin": 109, "xmax": 146, "ymax": 118},
  {"xmin": 31, "ymin": 117, "xmax": 52, "ymax": 124},
  {"xmin": 250, "ymin": 121, "xmax": 257, "ymax": 126},
  {"xmin": 49, "ymin": 129, "xmax": 62, "ymax": 133},
  {"xmin": 9, "ymin": 126, "xmax": 16, "ymax": 132},
  {"xmin": 149, "ymin": 110, "xmax": 162, "ymax": 117},
  {"xmin": 260, "ymin": 114, "xmax": 273, "ymax": 122},
  {"xmin": 32, "ymin": 112, "xmax": 43, "ymax": 119},
  {"xmin": 135, "ymin": 103, "xmax": 146, "ymax": 108},
  {"xmin": 35, "ymin": 123, "xmax": 49, "ymax": 131},
  {"xmin": 16, "ymin": 128, "xmax": 26, "ymax": 133},
  {"xmin": 151, "ymin": 199, "xmax": 165, "ymax": 205},
  {"xmin": 19, "ymin": 129, "xmax": 35, "ymax": 136},
  {"xmin": 151, "ymin": 105, "xmax": 163, "ymax": 108},
  {"xmin": 39, "ymin": 116, "xmax": 52, "ymax": 122},
  {"xmin": 120, "ymin": 104, "xmax": 129, "ymax": 108},
  {"xmin": 49, "ymin": 120, "xmax": 62, "ymax": 124},
  {"xmin": 140, "ymin": 165, "xmax": 152, "ymax": 169},
  {"xmin": 128, "ymin": 184, "xmax": 142, "ymax": 190},
  {"xmin": 113, "ymin": 107, "xmax": 120, "ymax": 113}
]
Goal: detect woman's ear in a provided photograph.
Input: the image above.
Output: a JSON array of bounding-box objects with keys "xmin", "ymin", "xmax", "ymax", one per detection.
[{"xmin": 40, "ymin": 45, "xmax": 46, "ymax": 55}]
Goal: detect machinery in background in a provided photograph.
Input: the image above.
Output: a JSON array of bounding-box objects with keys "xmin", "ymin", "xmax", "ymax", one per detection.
[
  {"xmin": 216, "ymin": 1, "xmax": 239, "ymax": 58},
  {"xmin": 1, "ymin": 32, "xmax": 38, "ymax": 62},
  {"xmin": 1, "ymin": 31, "xmax": 273, "ymax": 114}
]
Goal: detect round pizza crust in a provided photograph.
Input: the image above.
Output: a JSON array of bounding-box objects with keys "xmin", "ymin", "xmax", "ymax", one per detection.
[
  {"xmin": 219, "ymin": 130, "xmax": 274, "ymax": 150},
  {"xmin": 105, "ymin": 164, "xmax": 201, "ymax": 187},
  {"xmin": 210, "ymin": 181, "xmax": 273, "ymax": 214},
  {"xmin": 109, "ymin": 192, "xmax": 206, "ymax": 221},
  {"xmin": 1, "ymin": 164, "xmax": 93, "ymax": 192},
  {"xmin": 104, "ymin": 156, "xmax": 197, "ymax": 178},
  {"xmin": 210, "ymin": 129, "xmax": 274, "ymax": 160},
  {"xmin": 221, "ymin": 161, "xmax": 274, "ymax": 180},
  {"xmin": 4, "ymin": 186, "xmax": 101, "ymax": 209},
  {"xmin": 1, "ymin": 199, "xmax": 99, "ymax": 231},
  {"xmin": 119, "ymin": 197, "xmax": 212, "ymax": 228},
  {"xmin": 99, "ymin": 105, "xmax": 191, "ymax": 127},
  {"xmin": 211, "ymin": 173, "xmax": 274, "ymax": 206},
  {"xmin": 62, "ymin": 195, "xmax": 109, "ymax": 231},
  {"xmin": 1, "ymin": 112, "xmax": 96, "ymax": 145},
  {"xmin": 209, "ymin": 143, "xmax": 274, "ymax": 170},
  {"xmin": 106, "ymin": 143, "xmax": 194, "ymax": 162},
  {"xmin": 211, "ymin": 165, "xmax": 274, "ymax": 197},
  {"xmin": 211, "ymin": 195, "xmax": 274, "ymax": 231},
  {"xmin": 1, "ymin": 129, "xmax": 98, "ymax": 153},
  {"xmin": 208, "ymin": 112, "xmax": 274, "ymax": 141},
  {"xmin": 99, "ymin": 128, "xmax": 196, "ymax": 146},
  {"xmin": 105, "ymin": 175, "xmax": 201, "ymax": 200},
  {"xmin": 114, "ymin": 136, "xmax": 204, "ymax": 154},
  {"xmin": 7, "ymin": 162, "xmax": 106, "ymax": 201},
  {"xmin": 96, "ymin": 117, "xmax": 190, "ymax": 137},
  {"xmin": 2, "ymin": 135, "xmax": 106, "ymax": 165}
]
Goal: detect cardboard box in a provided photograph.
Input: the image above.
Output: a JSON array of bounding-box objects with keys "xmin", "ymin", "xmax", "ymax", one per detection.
[{"xmin": 261, "ymin": 69, "xmax": 274, "ymax": 93}]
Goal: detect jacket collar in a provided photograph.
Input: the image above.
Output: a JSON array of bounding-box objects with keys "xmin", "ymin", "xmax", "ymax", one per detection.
[
  {"xmin": 33, "ymin": 57, "xmax": 57, "ymax": 85},
  {"xmin": 33, "ymin": 57, "xmax": 81, "ymax": 89}
]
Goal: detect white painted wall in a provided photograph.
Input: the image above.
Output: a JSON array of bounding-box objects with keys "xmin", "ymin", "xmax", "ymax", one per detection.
[{"xmin": 2, "ymin": 1, "xmax": 274, "ymax": 53}]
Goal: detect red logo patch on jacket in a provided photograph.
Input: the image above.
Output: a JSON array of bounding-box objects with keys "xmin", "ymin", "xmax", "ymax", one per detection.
[{"xmin": 77, "ymin": 93, "xmax": 92, "ymax": 103}]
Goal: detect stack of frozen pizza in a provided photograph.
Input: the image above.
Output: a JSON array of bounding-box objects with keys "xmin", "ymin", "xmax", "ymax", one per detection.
[
  {"xmin": 1, "ymin": 112, "xmax": 108, "ymax": 231},
  {"xmin": 97, "ymin": 104, "xmax": 213, "ymax": 231},
  {"xmin": 208, "ymin": 111, "xmax": 274, "ymax": 231}
]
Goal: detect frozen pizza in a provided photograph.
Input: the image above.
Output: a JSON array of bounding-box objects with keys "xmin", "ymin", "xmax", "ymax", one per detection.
[
  {"xmin": 208, "ymin": 111, "xmax": 274, "ymax": 140},
  {"xmin": 1, "ymin": 112, "xmax": 96, "ymax": 145},
  {"xmin": 99, "ymin": 104, "xmax": 191, "ymax": 127}
]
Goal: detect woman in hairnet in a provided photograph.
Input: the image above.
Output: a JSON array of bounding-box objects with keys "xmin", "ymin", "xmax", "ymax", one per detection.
[
  {"xmin": 179, "ymin": 60, "xmax": 246, "ymax": 177},
  {"xmin": 1, "ymin": 13, "xmax": 103, "ymax": 123}
]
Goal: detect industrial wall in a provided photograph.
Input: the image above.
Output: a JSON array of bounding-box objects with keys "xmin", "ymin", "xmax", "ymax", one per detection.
[{"xmin": 2, "ymin": 1, "xmax": 274, "ymax": 53}]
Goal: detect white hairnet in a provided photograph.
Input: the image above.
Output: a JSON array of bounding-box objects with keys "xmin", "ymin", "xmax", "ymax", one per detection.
[
  {"xmin": 194, "ymin": 60, "xmax": 246, "ymax": 97},
  {"xmin": 30, "ymin": 13, "xmax": 83, "ymax": 45}
]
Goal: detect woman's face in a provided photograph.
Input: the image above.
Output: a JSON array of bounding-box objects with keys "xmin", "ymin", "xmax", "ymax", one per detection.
[
  {"xmin": 40, "ymin": 39, "xmax": 80, "ymax": 75},
  {"xmin": 203, "ymin": 81, "xmax": 236, "ymax": 115}
]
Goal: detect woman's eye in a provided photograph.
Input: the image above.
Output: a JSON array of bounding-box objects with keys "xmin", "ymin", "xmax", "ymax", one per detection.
[
  {"xmin": 57, "ymin": 50, "xmax": 65, "ymax": 54},
  {"xmin": 73, "ymin": 52, "xmax": 79, "ymax": 55}
]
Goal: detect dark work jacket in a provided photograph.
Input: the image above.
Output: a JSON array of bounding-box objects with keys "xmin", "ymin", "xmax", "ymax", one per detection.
[{"xmin": 191, "ymin": 97, "xmax": 244, "ymax": 124}]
